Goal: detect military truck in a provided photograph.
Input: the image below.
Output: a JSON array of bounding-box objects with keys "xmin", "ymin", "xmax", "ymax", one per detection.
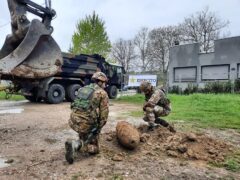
[
  {"xmin": 1, "ymin": 53, "xmax": 124, "ymax": 104},
  {"xmin": 1, "ymin": 52, "xmax": 123, "ymax": 104},
  {"xmin": 0, "ymin": 0, "xmax": 124, "ymax": 103},
  {"xmin": 22, "ymin": 52, "xmax": 123, "ymax": 103}
]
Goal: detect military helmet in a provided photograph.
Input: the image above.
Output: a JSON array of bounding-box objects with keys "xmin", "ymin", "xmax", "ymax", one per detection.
[
  {"xmin": 139, "ymin": 81, "xmax": 152, "ymax": 93},
  {"xmin": 91, "ymin": 72, "xmax": 108, "ymax": 82}
]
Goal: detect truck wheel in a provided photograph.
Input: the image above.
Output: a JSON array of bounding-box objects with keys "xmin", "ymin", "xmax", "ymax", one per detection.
[
  {"xmin": 66, "ymin": 84, "xmax": 81, "ymax": 102},
  {"xmin": 47, "ymin": 84, "xmax": 65, "ymax": 104},
  {"xmin": 108, "ymin": 85, "xmax": 118, "ymax": 99}
]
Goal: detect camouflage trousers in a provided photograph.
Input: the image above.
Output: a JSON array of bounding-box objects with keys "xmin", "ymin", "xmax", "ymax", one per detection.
[
  {"xmin": 79, "ymin": 133, "xmax": 100, "ymax": 154},
  {"xmin": 69, "ymin": 110, "xmax": 100, "ymax": 154},
  {"xmin": 143, "ymin": 105, "xmax": 171, "ymax": 125},
  {"xmin": 69, "ymin": 110, "xmax": 96, "ymax": 134}
]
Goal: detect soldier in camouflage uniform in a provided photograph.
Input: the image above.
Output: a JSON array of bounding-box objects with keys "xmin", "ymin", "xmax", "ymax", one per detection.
[
  {"xmin": 65, "ymin": 72, "xmax": 109, "ymax": 164},
  {"xmin": 139, "ymin": 81, "xmax": 175, "ymax": 132}
]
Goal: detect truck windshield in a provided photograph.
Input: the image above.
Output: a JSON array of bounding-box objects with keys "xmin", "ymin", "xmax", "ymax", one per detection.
[{"xmin": 117, "ymin": 67, "xmax": 122, "ymax": 74}]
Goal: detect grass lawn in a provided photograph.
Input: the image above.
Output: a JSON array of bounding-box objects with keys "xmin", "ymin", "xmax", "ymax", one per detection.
[
  {"xmin": 0, "ymin": 91, "xmax": 25, "ymax": 101},
  {"xmin": 116, "ymin": 93, "xmax": 240, "ymax": 129}
]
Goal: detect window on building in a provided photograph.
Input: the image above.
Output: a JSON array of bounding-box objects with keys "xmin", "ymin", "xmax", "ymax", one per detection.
[
  {"xmin": 174, "ymin": 67, "xmax": 197, "ymax": 82},
  {"xmin": 201, "ymin": 64, "xmax": 230, "ymax": 81}
]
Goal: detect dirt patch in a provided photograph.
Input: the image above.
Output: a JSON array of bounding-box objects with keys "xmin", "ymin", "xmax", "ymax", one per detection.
[
  {"xmin": 0, "ymin": 101, "xmax": 239, "ymax": 179},
  {"xmin": 99, "ymin": 125, "xmax": 232, "ymax": 164},
  {"xmin": 144, "ymin": 125, "xmax": 231, "ymax": 162}
]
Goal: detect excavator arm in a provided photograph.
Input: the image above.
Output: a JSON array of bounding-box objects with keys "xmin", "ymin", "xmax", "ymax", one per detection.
[
  {"xmin": 16, "ymin": 0, "xmax": 56, "ymax": 27},
  {"xmin": 0, "ymin": 0, "xmax": 62, "ymax": 79}
]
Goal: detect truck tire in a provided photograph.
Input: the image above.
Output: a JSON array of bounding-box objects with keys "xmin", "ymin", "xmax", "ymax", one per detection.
[
  {"xmin": 108, "ymin": 85, "xmax": 118, "ymax": 99},
  {"xmin": 66, "ymin": 84, "xmax": 81, "ymax": 102},
  {"xmin": 47, "ymin": 84, "xmax": 65, "ymax": 104}
]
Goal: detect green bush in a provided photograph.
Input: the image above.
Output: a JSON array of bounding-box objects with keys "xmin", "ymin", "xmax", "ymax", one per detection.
[
  {"xmin": 169, "ymin": 81, "xmax": 235, "ymax": 94},
  {"xmin": 204, "ymin": 81, "xmax": 233, "ymax": 94},
  {"xmin": 223, "ymin": 80, "xmax": 232, "ymax": 93},
  {"xmin": 210, "ymin": 81, "xmax": 224, "ymax": 93},
  {"xmin": 183, "ymin": 83, "xmax": 198, "ymax": 95},
  {"xmin": 235, "ymin": 79, "xmax": 240, "ymax": 92},
  {"xmin": 169, "ymin": 85, "xmax": 182, "ymax": 94}
]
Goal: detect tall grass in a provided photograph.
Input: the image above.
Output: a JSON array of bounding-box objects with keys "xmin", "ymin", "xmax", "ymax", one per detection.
[
  {"xmin": 116, "ymin": 93, "xmax": 240, "ymax": 129},
  {"xmin": 167, "ymin": 94, "xmax": 240, "ymax": 129}
]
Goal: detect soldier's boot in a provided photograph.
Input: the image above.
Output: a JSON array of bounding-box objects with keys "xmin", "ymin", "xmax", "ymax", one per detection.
[
  {"xmin": 148, "ymin": 122, "xmax": 156, "ymax": 131},
  {"xmin": 65, "ymin": 139, "xmax": 81, "ymax": 164},
  {"xmin": 167, "ymin": 124, "xmax": 176, "ymax": 133},
  {"xmin": 155, "ymin": 118, "xmax": 176, "ymax": 133},
  {"xmin": 87, "ymin": 144, "xmax": 99, "ymax": 155},
  {"xmin": 155, "ymin": 118, "xmax": 169, "ymax": 127},
  {"xmin": 87, "ymin": 138, "xmax": 99, "ymax": 155}
]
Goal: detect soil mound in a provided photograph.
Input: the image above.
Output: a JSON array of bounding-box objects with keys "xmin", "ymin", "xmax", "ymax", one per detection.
[
  {"xmin": 139, "ymin": 125, "xmax": 232, "ymax": 162},
  {"xmin": 102, "ymin": 125, "xmax": 232, "ymax": 163}
]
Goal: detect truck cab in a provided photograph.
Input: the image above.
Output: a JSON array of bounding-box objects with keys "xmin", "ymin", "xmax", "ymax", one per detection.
[{"xmin": 105, "ymin": 63, "xmax": 124, "ymax": 99}]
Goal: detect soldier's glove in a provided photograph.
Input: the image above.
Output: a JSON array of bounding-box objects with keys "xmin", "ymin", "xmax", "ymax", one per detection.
[
  {"xmin": 144, "ymin": 102, "xmax": 155, "ymax": 109},
  {"xmin": 90, "ymin": 127, "xmax": 100, "ymax": 135}
]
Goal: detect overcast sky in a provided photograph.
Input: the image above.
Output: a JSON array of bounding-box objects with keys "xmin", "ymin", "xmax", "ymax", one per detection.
[{"xmin": 0, "ymin": 0, "xmax": 239, "ymax": 52}]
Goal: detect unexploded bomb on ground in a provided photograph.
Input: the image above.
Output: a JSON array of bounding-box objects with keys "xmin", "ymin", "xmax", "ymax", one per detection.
[{"xmin": 116, "ymin": 121, "xmax": 140, "ymax": 150}]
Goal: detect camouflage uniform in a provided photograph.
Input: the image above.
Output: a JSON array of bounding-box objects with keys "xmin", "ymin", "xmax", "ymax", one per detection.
[
  {"xmin": 140, "ymin": 81, "xmax": 173, "ymax": 130},
  {"xmin": 69, "ymin": 83, "xmax": 109, "ymax": 153},
  {"xmin": 66, "ymin": 72, "xmax": 109, "ymax": 164}
]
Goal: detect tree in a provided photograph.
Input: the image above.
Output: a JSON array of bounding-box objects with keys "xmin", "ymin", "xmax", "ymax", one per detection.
[
  {"xmin": 111, "ymin": 39, "xmax": 136, "ymax": 72},
  {"xmin": 181, "ymin": 7, "xmax": 229, "ymax": 52},
  {"xmin": 134, "ymin": 27, "xmax": 151, "ymax": 72},
  {"xmin": 69, "ymin": 12, "xmax": 111, "ymax": 57},
  {"xmin": 149, "ymin": 26, "xmax": 182, "ymax": 73}
]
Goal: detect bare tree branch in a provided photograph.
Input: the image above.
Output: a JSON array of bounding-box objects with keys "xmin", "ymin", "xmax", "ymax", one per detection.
[
  {"xmin": 111, "ymin": 38, "xmax": 136, "ymax": 72},
  {"xmin": 134, "ymin": 27, "xmax": 151, "ymax": 72},
  {"xmin": 149, "ymin": 26, "xmax": 182, "ymax": 73},
  {"xmin": 181, "ymin": 7, "xmax": 229, "ymax": 52}
]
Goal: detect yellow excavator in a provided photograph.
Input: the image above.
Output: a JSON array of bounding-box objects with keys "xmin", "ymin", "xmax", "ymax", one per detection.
[{"xmin": 0, "ymin": 0, "xmax": 62, "ymax": 79}]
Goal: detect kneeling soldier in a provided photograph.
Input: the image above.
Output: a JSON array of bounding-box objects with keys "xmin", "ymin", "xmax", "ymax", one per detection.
[
  {"xmin": 139, "ymin": 81, "xmax": 175, "ymax": 132},
  {"xmin": 65, "ymin": 72, "xmax": 109, "ymax": 164}
]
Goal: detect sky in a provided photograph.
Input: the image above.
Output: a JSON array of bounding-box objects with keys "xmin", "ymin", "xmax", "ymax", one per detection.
[{"xmin": 0, "ymin": 0, "xmax": 239, "ymax": 52}]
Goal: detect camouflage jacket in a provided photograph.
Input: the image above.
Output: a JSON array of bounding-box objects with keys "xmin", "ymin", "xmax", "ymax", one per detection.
[
  {"xmin": 144, "ymin": 87, "xmax": 171, "ymax": 111},
  {"xmin": 71, "ymin": 83, "xmax": 109, "ymax": 129}
]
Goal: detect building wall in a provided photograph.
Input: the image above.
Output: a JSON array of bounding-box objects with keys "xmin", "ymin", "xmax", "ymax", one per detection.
[{"xmin": 168, "ymin": 36, "xmax": 240, "ymax": 89}]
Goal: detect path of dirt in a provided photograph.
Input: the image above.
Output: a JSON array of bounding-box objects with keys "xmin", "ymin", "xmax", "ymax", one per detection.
[{"xmin": 0, "ymin": 100, "xmax": 239, "ymax": 179}]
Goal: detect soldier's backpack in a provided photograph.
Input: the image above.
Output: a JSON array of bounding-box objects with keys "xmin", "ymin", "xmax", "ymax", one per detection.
[
  {"xmin": 71, "ymin": 85, "xmax": 95, "ymax": 110},
  {"xmin": 157, "ymin": 88, "xmax": 171, "ymax": 108}
]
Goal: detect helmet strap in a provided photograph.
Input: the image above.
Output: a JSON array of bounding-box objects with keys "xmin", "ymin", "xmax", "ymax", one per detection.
[{"xmin": 96, "ymin": 80, "xmax": 105, "ymax": 88}]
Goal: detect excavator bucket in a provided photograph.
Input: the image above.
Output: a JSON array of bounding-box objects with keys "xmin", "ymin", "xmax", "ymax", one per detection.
[{"xmin": 0, "ymin": 19, "xmax": 62, "ymax": 79}]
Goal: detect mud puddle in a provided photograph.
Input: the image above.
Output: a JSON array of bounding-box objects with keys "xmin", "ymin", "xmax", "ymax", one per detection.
[
  {"xmin": 0, "ymin": 100, "xmax": 26, "ymax": 114},
  {"xmin": 0, "ymin": 100, "xmax": 28, "ymax": 107},
  {"xmin": 0, "ymin": 108, "xmax": 24, "ymax": 114}
]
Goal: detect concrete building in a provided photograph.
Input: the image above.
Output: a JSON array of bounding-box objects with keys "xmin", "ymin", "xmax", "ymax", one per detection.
[{"xmin": 168, "ymin": 36, "xmax": 240, "ymax": 89}]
